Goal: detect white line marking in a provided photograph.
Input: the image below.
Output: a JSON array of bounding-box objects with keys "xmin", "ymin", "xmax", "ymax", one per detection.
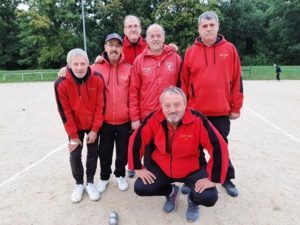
[
  {"xmin": 245, "ymin": 106, "xmax": 300, "ymax": 142},
  {"xmin": 0, "ymin": 143, "xmax": 67, "ymax": 188}
]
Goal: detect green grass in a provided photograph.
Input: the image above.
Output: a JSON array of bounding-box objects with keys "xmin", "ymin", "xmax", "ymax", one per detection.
[
  {"xmin": 1, "ymin": 66, "xmax": 300, "ymax": 83},
  {"xmin": 0, "ymin": 69, "xmax": 59, "ymax": 83},
  {"xmin": 242, "ymin": 66, "xmax": 300, "ymax": 80}
]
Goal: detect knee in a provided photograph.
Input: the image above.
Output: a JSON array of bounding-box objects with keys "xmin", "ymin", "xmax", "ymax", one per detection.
[
  {"xmin": 70, "ymin": 149, "xmax": 81, "ymax": 161},
  {"xmin": 192, "ymin": 189, "xmax": 218, "ymax": 207},
  {"xmin": 134, "ymin": 179, "xmax": 156, "ymax": 196},
  {"xmin": 134, "ymin": 180, "xmax": 148, "ymax": 196}
]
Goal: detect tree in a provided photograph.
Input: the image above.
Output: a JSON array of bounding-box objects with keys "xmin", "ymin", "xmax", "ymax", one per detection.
[
  {"xmin": 17, "ymin": 0, "xmax": 84, "ymax": 68},
  {"xmin": 153, "ymin": 0, "xmax": 220, "ymax": 55},
  {"xmin": 0, "ymin": 0, "xmax": 21, "ymax": 69},
  {"xmin": 218, "ymin": 0, "xmax": 267, "ymax": 65},
  {"xmin": 267, "ymin": 0, "xmax": 300, "ymax": 64}
]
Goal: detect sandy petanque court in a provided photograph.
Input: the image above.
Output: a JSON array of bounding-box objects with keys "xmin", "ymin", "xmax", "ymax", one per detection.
[{"xmin": 0, "ymin": 80, "xmax": 300, "ymax": 225}]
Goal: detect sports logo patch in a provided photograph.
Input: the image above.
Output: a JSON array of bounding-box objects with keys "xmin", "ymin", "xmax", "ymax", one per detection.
[
  {"xmin": 166, "ymin": 62, "xmax": 174, "ymax": 71},
  {"xmin": 220, "ymin": 53, "xmax": 229, "ymax": 58},
  {"xmin": 142, "ymin": 67, "xmax": 151, "ymax": 73}
]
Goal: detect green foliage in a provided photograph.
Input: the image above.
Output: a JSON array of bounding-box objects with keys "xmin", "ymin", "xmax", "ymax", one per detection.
[
  {"xmin": 1, "ymin": 0, "xmax": 300, "ymax": 69},
  {"xmin": 242, "ymin": 54, "xmax": 270, "ymax": 66},
  {"xmin": 0, "ymin": 0, "xmax": 22, "ymax": 69},
  {"xmin": 17, "ymin": 0, "xmax": 83, "ymax": 69}
]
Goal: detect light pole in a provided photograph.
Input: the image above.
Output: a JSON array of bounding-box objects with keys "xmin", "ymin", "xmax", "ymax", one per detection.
[{"xmin": 81, "ymin": 0, "xmax": 87, "ymax": 54}]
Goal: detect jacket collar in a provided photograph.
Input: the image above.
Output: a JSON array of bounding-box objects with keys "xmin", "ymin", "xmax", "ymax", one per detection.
[{"xmin": 123, "ymin": 36, "xmax": 145, "ymax": 47}]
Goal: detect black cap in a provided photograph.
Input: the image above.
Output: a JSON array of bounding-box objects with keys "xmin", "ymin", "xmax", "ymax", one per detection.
[{"xmin": 105, "ymin": 33, "xmax": 124, "ymax": 44}]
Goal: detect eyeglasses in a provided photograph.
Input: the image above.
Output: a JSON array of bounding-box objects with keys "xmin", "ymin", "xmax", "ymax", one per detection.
[
  {"xmin": 106, "ymin": 43, "xmax": 122, "ymax": 48},
  {"xmin": 125, "ymin": 24, "xmax": 140, "ymax": 30}
]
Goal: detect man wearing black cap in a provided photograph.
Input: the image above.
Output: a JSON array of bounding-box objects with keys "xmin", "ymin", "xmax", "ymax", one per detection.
[{"xmin": 93, "ymin": 33, "xmax": 132, "ymax": 194}]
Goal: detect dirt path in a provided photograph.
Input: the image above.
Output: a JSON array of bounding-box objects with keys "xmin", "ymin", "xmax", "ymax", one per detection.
[{"xmin": 0, "ymin": 81, "xmax": 299, "ymax": 225}]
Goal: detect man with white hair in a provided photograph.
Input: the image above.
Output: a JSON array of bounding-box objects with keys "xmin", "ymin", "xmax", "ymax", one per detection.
[{"xmin": 54, "ymin": 48, "xmax": 105, "ymax": 203}]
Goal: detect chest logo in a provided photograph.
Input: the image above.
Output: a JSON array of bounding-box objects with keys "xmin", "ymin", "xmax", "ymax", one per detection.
[
  {"xmin": 220, "ymin": 53, "xmax": 229, "ymax": 59},
  {"xmin": 166, "ymin": 62, "xmax": 174, "ymax": 71},
  {"xmin": 180, "ymin": 134, "xmax": 193, "ymax": 140},
  {"xmin": 142, "ymin": 67, "xmax": 151, "ymax": 73}
]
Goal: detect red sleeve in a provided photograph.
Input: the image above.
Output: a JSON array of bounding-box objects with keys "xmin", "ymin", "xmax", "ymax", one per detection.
[
  {"xmin": 179, "ymin": 50, "xmax": 191, "ymax": 98},
  {"xmin": 230, "ymin": 46, "xmax": 244, "ymax": 114},
  {"xmin": 128, "ymin": 120, "xmax": 153, "ymax": 170},
  {"xmin": 91, "ymin": 77, "xmax": 105, "ymax": 133},
  {"xmin": 54, "ymin": 79, "xmax": 78, "ymax": 139},
  {"xmin": 199, "ymin": 119, "xmax": 229, "ymax": 184},
  {"xmin": 129, "ymin": 58, "xmax": 142, "ymax": 122}
]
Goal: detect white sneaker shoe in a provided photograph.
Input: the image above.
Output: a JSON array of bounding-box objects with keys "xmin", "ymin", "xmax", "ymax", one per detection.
[
  {"xmin": 71, "ymin": 184, "xmax": 85, "ymax": 203},
  {"xmin": 116, "ymin": 176, "xmax": 128, "ymax": 191},
  {"xmin": 97, "ymin": 180, "xmax": 108, "ymax": 193},
  {"xmin": 85, "ymin": 183, "xmax": 100, "ymax": 201}
]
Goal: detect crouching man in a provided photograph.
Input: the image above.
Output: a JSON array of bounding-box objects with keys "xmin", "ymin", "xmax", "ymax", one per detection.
[{"xmin": 128, "ymin": 86, "xmax": 229, "ymax": 222}]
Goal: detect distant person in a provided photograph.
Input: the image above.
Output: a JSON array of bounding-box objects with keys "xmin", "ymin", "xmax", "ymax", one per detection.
[
  {"xmin": 273, "ymin": 64, "xmax": 282, "ymax": 81},
  {"xmin": 179, "ymin": 11, "xmax": 244, "ymax": 197},
  {"xmin": 95, "ymin": 33, "xmax": 131, "ymax": 194},
  {"xmin": 128, "ymin": 86, "xmax": 229, "ymax": 223},
  {"xmin": 54, "ymin": 48, "xmax": 105, "ymax": 203}
]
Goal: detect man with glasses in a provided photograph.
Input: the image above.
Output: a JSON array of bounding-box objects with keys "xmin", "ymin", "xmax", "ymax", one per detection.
[{"xmin": 122, "ymin": 15, "xmax": 148, "ymax": 65}]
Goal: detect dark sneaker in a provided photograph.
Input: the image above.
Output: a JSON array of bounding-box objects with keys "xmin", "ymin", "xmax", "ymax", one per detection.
[
  {"xmin": 181, "ymin": 183, "xmax": 191, "ymax": 195},
  {"xmin": 186, "ymin": 194, "xmax": 199, "ymax": 223},
  {"xmin": 128, "ymin": 170, "xmax": 135, "ymax": 178},
  {"xmin": 222, "ymin": 180, "xmax": 238, "ymax": 197},
  {"xmin": 163, "ymin": 184, "xmax": 180, "ymax": 213}
]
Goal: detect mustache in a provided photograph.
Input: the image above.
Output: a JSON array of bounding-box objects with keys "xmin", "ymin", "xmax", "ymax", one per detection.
[
  {"xmin": 205, "ymin": 31, "xmax": 214, "ymax": 35},
  {"xmin": 110, "ymin": 51, "xmax": 118, "ymax": 54}
]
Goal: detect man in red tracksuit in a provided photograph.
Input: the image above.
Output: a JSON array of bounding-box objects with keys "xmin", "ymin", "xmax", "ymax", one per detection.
[
  {"xmin": 129, "ymin": 23, "xmax": 182, "ymax": 178},
  {"xmin": 179, "ymin": 11, "xmax": 244, "ymax": 197},
  {"xmin": 128, "ymin": 87, "xmax": 229, "ymax": 223},
  {"xmin": 54, "ymin": 48, "xmax": 105, "ymax": 203},
  {"xmin": 129, "ymin": 23, "xmax": 182, "ymax": 129},
  {"xmin": 93, "ymin": 33, "xmax": 132, "ymax": 194}
]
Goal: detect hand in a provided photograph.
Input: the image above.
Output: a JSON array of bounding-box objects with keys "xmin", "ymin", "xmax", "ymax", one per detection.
[
  {"xmin": 135, "ymin": 169, "xmax": 156, "ymax": 185},
  {"xmin": 131, "ymin": 120, "xmax": 140, "ymax": 130},
  {"xmin": 229, "ymin": 112, "xmax": 240, "ymax": 120},
  {"xmin": 68, "ymin": 138, "xmax": 82, "ymax": 153},
  {"xmin": 86, "ymin": 131, "xmax": 98, "ymax": 144},
  {"xmin": 58, "ymin": 67, "xmax": 67, "ymax": 77},
  {"xmin": 194, "ymin": 178, "xmax": 216, "ymax": 193},
  {"xmin": 94, "ymin": 55, "xmax": 104, "ymax": 64},
  {"xmin": 169, "ymin": 43, "xmax": 179, "ymax": 53}
]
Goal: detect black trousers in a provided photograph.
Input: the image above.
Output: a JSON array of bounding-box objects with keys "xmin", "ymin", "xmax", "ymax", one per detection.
[
  {"xmin": 69, "ymin": 129, "xmax": 99, "ymax": 185},
  {"xmin": 99, "ymin": 121, "xmax": 131, "ymax": 180},
  {"xmin": 134, "ymin": 163, "xmax": 218, "ymax": 206},
  {"xmin": 206, "ymin": 115, "xmax": 235, "ymax": 181}
]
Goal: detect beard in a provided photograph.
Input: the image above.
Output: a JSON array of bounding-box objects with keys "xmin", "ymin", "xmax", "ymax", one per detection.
[{"xmin": 166, "ymin": 114, "xmax": 181, "ymax": 123}]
